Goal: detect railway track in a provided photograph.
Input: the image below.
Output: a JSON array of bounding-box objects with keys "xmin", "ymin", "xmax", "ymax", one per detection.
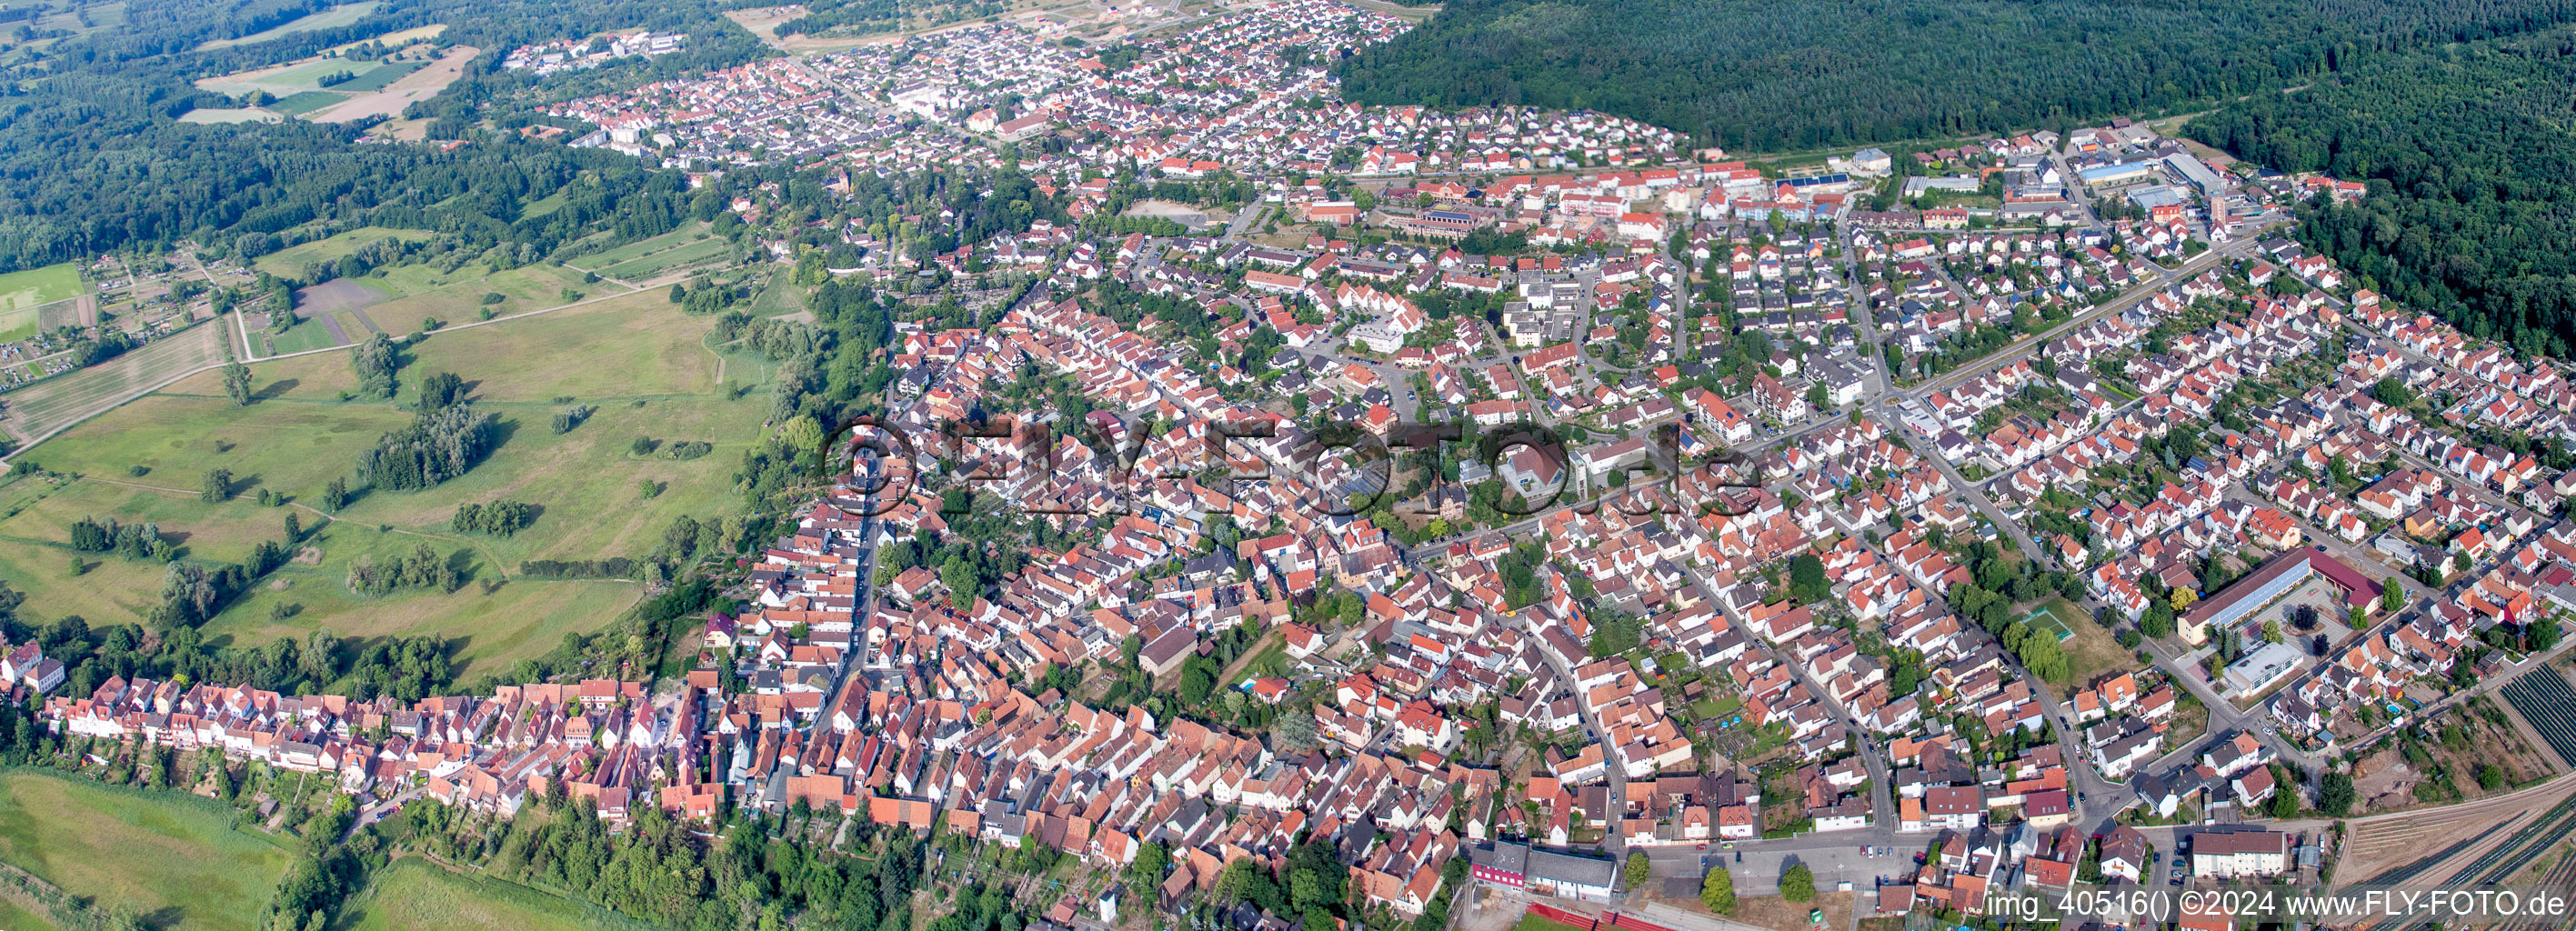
[
  {"xmin": 2493, "ymin": 847, "xmax": 2576, "ymax": 931},
  {"xmin": 2360, "ymin": 795, "xmax": 2576, "ymax": 931},
  {"xmin": 2359, "ymin": 819, "xmax": 2514, "ymax": 886}
]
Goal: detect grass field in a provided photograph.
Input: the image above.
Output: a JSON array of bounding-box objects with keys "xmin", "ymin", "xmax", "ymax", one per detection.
[
  {"xmin": 326, "ymin": 23, "xmax": 446, "ymax": 55},
  {"xmin": 345, "ymin": 859, "xmax": 640, "ymax": 931},
  {"xmin": 0, "ymin": 896, "xmax": 64, "ymax": 931},
  {"xmin": 197, "ymin": 0, "xmax": 382, "ymax": 49},
  {"xmin": 593, "ymin": 236, "xmax": 737, "ymax": 279},
  {"xmin": 0, "ymin": 262, "xmax": 83, "ymax": 341},
  {"xmin": 570, "ymin": 225, "xmax": 741, "ymax": 280},
  {"xmin": 178, "ymin": 106, "xmax": 284, "ymax": 125},
  {"xmin": 264, "ymin": 316, "xmax": 349, "ymax": 355},
  {"xmin": 251, "ymin": 227, "xmax": 434, "ymax": 280},
  {"xmin": 2035, "ymin": 596, "xmax": 2136, "ymax": 689},
  {"xmin": 194, "ymin": 56, "xmax": 394, "ymax": 97},
  {"xmin": 0, "ymin": 323, "xmax": 227, "ymax": 446},
  {"xmin": 0, "ymin": 772, "xmax": 291, "ymax": 931},
  {"xmin": 267, "ymin": 90, "xmax": 346, "ymax": 115},
  {"xmin": 7, "ymin": 282, "xmax": 767, "ymax": 677},
  {"xmin": 745, "ymin": 267, "xmax": 808, "ymax": 318},
  {"xmin": 0, "ymin": 263, "xmax": 84, "ymax": 312},
  {"xmin": 332, "ymin": 59, "xmax": 420, "ymax": 92},
  {"xmin": 345, "ymin": 263, "xmax": 602, "ymax": 335}
]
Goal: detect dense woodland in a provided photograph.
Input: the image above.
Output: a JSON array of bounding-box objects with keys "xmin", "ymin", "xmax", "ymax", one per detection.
[
  {"xmin": 0, "ymin": 0, "xmax": 769, "ymax": 274},
  {"xmin": 2187, "ymin": 26, "xmax": 2576, "ymax": 359},
  {"xmin": 1337, "ymin": 0, "xmax": 2576, "ymax": 151}
]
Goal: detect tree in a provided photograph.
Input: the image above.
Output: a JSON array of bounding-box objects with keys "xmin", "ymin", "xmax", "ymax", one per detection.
[
  {"xmin": 1700, "ymin": 866, "xmax": 1737, "ymax": 914},
  {"xmin": 942, "ymin": 556, "xmax": 980, "ymax": 613},
  {"xmin": 1624, "ymin": 852, "xmax": 1650, "ymax": 890},
  {"xmin": 1779, "ymin": 864, "xmax": 1814, "ymax": 903},
  {"xmin": 321, "ymin": 477, "xmax": 348, "ymax": 512},
  {"xmin": 2383, "ymin": 584, "xmax": 2406, "ymax": 613},
  {"xmin": 2270, "ymin": 780, "xmax": 2301, "ymax": 818},
  {"xmin": 2318, "ymin": 771, "xmax": 2356, "ymax": 816},
  {"xmin": 1788, "ymin": 553, "xmax": 1829, "ymax": 604},
  {"xmin": 2141, "ymin": 600, "xmax": 2176, "ymax": 639},
  {"xmin": 1273, "ymin": 708, "xmax": 1319, "ymax": 752},
  {"xmin": 2261, "ymin": 619, "xmax": 2283, "ymax": 644},
  {"xmin": 2455, "ymin": 550, "xmax": 2473, "ymax": 573},
  {"xmin": 780, "ymin": 415, "xmax": 827, "ymax": 472},
  {"xmin": 1127, "ymin": 841, "xmax": 1169, "ymax": 901},
  {"xmin": 200, "ymin": 467, "xmax": 232, "ymax": 503},
  {"xmin": 1804, "ymin": 380, "xmax": 1829, "ymax": 413},
  {"xmin": 223, "ymin": 361, "xmax": 255, "ymax": 405}
]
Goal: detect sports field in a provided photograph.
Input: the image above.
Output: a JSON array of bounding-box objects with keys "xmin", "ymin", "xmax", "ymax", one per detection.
[
  {"xmin": 0, "ymin": 262, "xmax": 84, "ymax": 341},
  {"xmin": 0, "ymin": 772, "xmax": 291, "ymax": 931}
]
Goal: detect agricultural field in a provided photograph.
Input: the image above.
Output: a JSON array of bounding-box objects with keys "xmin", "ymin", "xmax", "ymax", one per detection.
[
  {"xmin": 326, "ymin": 23, "xmax": 447, "ymax": 55},
  {"xmin": 195, "ymin": 0, "xmax": 382, "ymax": 50},
  {"xmin": 2504, "ymin": 666, "xmax": 2576, "ymax": 768},
  {"xmin": 2, "ymin": 285, "xmax": 765, "ymax": 678},
  {"xmin": 0, "ymin": 772, "xmax": 291, "ymax": 931},
  {"xmin": 342, "ymin": 858, "xmax": 646, "ymax": 931},
  {"xmin": 0, "ymin": 322, "xmax": 227, "ymax": 447},
  {"xmin": 0, "ymin": 262, "xmax": 85, "ymax": 342},
  {"xmin": 304, "ymin": 45, "xmax": 477, "ymax": 124},
  {"xmin": 192, "ymin": 56, "xmax": 403, "ymax": 99}
]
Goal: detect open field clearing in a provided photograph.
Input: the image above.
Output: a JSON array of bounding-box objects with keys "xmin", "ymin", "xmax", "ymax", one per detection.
[
  {"xmin": 569, "ymin": 224, "xmax": 741, "ymax": 280},
  {"xmin": 327, "ymin": 22, "xmax": 446, "ymax": 55},
  {"xmin": 195, "ymin": 0, "xmax": 380, "ymax": 50},
  {"xmin": 308, "ymin": 45, "xmax": 477, "ymax": 123},
  {"xmin": 5, "ymin": 282, "xmax": 762, "ymax": 676},
  {"xmin": 250, "ymin": 226, "xmax": 434, "ymax": 279},
  {"xmin": 343, "ymin": 859, "xmax": 647, "ymax": 931},
  {"xmin": 192, "ymin": 56, "xmax": 398, "ymax": 98},
  {"xmin": 591, "ymin": 235, "xmax": 737, "ymax": 279},
  {"xmin": 332, "ymin": 59, "xmax": 421, "ymax": 91},
  {"xmin": 177, "ymin": 106, "xmax": 284, "ymax": 124},
  {"xmin": 0, "ymin": 772, "xmax": 291, "ymax": 931},
  {"xmin": 0, "ymin": 323, "xmax": 226, "ymax": 446},
  {"xmin": 0, "ymin": 262, "xmax": 83, "ymax": 341},
  {"xmin": 346, "ymin": 263, "xmax": 603, "ymax": 336}
]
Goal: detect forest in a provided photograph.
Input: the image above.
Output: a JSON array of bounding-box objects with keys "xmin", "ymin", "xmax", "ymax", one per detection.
[
  {"xmin": 2186, "ymin": 26, "xmax": 2576, "ymax": 359},
  {"xmin": 1337, "ymin": 0, "xmax": 2576, "ymax": 152},
  {"xmin": 0, "ymin": 0, "xmax": 769, "ymax": 274}
]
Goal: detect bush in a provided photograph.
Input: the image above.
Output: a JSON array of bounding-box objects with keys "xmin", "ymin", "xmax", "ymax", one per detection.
[{"xmin": 479, "ymin": 292, "xmax": 506, "ymax": 305}]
